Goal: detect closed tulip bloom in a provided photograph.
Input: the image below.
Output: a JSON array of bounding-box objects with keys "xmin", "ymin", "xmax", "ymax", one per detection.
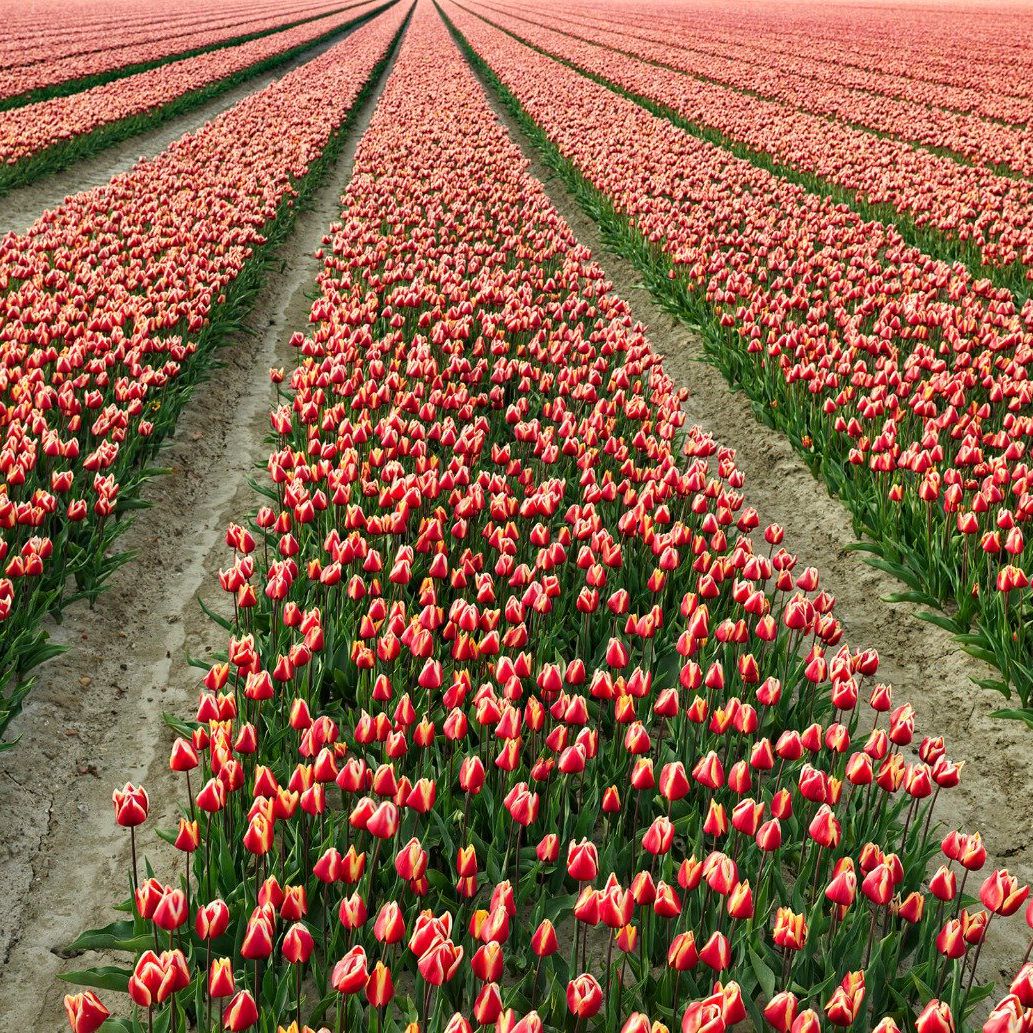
[
  {"xmin": 1002, "ymin": 963, "xmax": 1033, "ymax": 1009},
  {"xmin": 936, "ymin": 919, "xmax": 967, "ymax": 959},
  {"xmin": 726, "ymin": 881, "xmax": 754, "ymax": 920},
  {"xmin": 861, "ymin": 863, "xmax": 894, "ymax": 906},
  {"xmin": 668, "ymin": 931, "xmax": 698, "ymax": 970},
  {"xmin": 615, "ymin": 923, "xmax": 639, "ymax": 953},
  {"xmin": 153, "ymin": 887, "xmax": 188, "ymax": 931},
  {"xmin": 871, "ymin": 1021, "xmax": 902, "ymax": 1033},
  {"xmin": 536, "ymin": 834, "xmax": 559, "ymax": 863},
  {"xmin": 282, "ymin": 923, "xmax": 314, "ymax": 964},
  {"xmin": 681, "ymin": 1000, "xmax": 724, "ymax": 1033},
  {"xmin": 174, "ymin": 818, "xmax": 200, "ymax": 852},
  {"xmin": 371, "ymin": 904, "xmax": 402, "ymax": 946},
  {"xmin": 773, "ymin": 908, "xmax": 807, "ymax": 951},
  {"xmin": 825, "ymin": 869, "xmax": 857, "ymax": 908},
  {"xmin": 567, "ymin": 973, "xmax": 604, "ymax": 1018},
  {"xmin": 367, "ymin": 800, "xmax": 399, "ymax": 839},
  {"xmin": 643, "ymin": 815, "xmax": 675, "ymax": 855},
  {"xmin": 209, "ymin": 957, "xmax": 236, "ymax": 998},
  {"xmin": 825, "ymin": 985, "xmax": 864, "ymax": 1027},
  {"xmin": 64, "ymin": 991, "xmax": 110, "ymax": 1033},
  {"xmin": 112, "ymin": 783, "xmax": 149, "ymax": 827},
  {"xmin": 240, "ymin": 909, "xmax": 275, "ymax": 961},
  {"xmin": 567, "ymin": 838, "xmax": 599, "ymax": 882},
  {"xmin": 169, "ymin": 737, "xmax": 199, "ymax": 772},
  {"xmin": 332, "ymin": 945, "xmax": 369, "ymax": 994},
  {"xmin": 471, "ymin": 982, "xmax": 503, "ymax": 1025},
  {"xmin": 471, "ymin": 940, "xmax": 504, "ymax": 981},
  {"xmin": 915, "ymin": 1001, "xmax": 955, "ymax": 1033},
  {"xmin": 417, "ymin": 938, "xmax": 464, "ymax": 986},
  {"xmin": 897, "ymin": 891, "xmax": 925, "ymax": 924},
  {"xmin": 365, "ymin": 961, "xmax": 394, "ymax": 1008},
  {"xmin": 791, "ymin": 1010, "xmax": 822, "ymax": 1033},
  {"xmin": 982, "ymin": 996, "xmax": 1026, "ymax": 1033},
  {"xmin": 763, "ymin": 992, "xmax": 799, "ymax": 1033},
  {"xmin": 223, "ymin": 990, "xmax": 259, "ymax": 1032},
  {"xmin": 531, "ymin": 919, "xmax": 559, "ymax": 956},
  {"xmin": 929, "ymin": 866, "xmax": 957, "ymax": 902},
  {"xmin": 980, "ymin": 870, "xmax": 1030, "ymax": 916},
  {"xmin": 195, "ymin": 899, "xmax": 230, "ymax": 940},
  {"xmin": 698, "ymin": 930, "xmax": 731, "ymax": 971}
]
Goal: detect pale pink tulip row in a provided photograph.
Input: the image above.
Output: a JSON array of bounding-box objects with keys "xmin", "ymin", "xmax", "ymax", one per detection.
[
  {"xmin": 477, "ymin": 0, "xmax": 1033, "ymax": 180},
  {"xmin": 462, "ymin": 0, "xmax": 1033, "ymax": 282},
  {"xmin": 0, "ymin": 0, "xmax": 337, "ymax": 69},
  {"xmin": 505, "ymin": 0, "xmax": 1033, "ymax": 126},
  {"xmin": 533, "ymin": 0, "xmax": 1033, "ymax": 121},
  {"xmin": 0, "ymin": 0, "xmax": 386, "ymax": 168},
  {"xmin": 0, "ymin": 0, "xmax": 353, "ymax": 102}
]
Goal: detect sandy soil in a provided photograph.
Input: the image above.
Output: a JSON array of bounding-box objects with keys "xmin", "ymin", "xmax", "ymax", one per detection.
[
  {"xmin": 476, "ymin": 79, "xmax": 1033, "ymax": 994},
  {"xmin": 0, "ymin": 34, "xmax": 400, "ymax": 1026},
  {"xmin": 0, "ymin": 30, "xmax": 352, "ymax": 237}
]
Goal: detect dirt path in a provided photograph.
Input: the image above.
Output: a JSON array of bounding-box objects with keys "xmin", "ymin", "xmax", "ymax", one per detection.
[
  {"xmin": 0, "ymin": 29, "xmax": 402, "ymax": 1026},
  {"xmin": 471, "ymin": 60, "xmax": 1033, "ymax": 996},
  {"xmin": 0, "ymin": 29, "xmax": 355, "ymax": 237}
]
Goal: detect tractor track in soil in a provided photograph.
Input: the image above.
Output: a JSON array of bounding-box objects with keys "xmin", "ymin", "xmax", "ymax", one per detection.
[
  {"xmin": 466, "ymin": 49, "xmax": 1033, "ymax": 1000},
  {"xmin": 0, "ymin": 23, "xmax": 404, "ymax": 1027}
]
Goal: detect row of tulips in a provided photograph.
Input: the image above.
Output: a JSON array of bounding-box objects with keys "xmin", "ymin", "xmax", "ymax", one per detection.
[
  {"xmin": 463, "ymin": 0, "xmax": 1033, "ymax": 291},
  {"xmin": 444, "ymin": 0, "xmax": 1033, "ymax": 719},
  {"xmin": 0, "ymin": 0, "xmax": 314, "ymax": 68},
  {"xmin": 66, "ymin": 5, "xmax": 1033, "ymax": 1033},
  {"xmin": 475, "ymin": 0, "xmax": 1033, "ymax": 181},
  {"xmin": 0, "ymin": 0, "xmax": 355, "ymax": 106},
  {"xmin": 0, "ymin": 0, "xmax": 408, "ymax": 744},
  {"xmin": 495, "ymin": 1, "xmax": 1033, "ymax": 128},
  {"xmin": 0, "ymin": 0, "xmax": 388, "ymax": 191}
]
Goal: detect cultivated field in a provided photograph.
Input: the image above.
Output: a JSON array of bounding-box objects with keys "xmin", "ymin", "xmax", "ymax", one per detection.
[{"xmin": 0, "ymin": 1, "xmax": 1031, "ymax": 1032}]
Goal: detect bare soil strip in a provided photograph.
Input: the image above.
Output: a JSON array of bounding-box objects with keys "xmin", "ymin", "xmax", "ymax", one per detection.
[
  {"xmin": 0, "ymin": 28, "xmax": 353, "ymax": 236},
  {"xmin": 0, "ymin": 27, "xmax": 404, "ymax": 1027},
  {"xmin": 467, "ymin": 56, "xmax": 1033, "ymax": 995}
]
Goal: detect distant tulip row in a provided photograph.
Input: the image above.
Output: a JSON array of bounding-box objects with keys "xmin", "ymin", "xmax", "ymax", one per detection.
[
  {"xmin": 445, "ymin": 2, "xmax": 1033, "ymax": 717},
  {"xmin": 0, "ymin": 0, "xmax": 388, "ymax": 172},
  {"xmin": 463, "ymin": 0, "xmax": 1033, "ymax": 289},
  {"xmin": 0, "ymin": 0, "xmax": 353, "ymax": 103},
  {"xmin": 471, "ymin": 0, "xmax": 1033, "ymax": 180},
  {"xmin": 485, "ymin": 0, "xmax": 1033, "ymax": 127},
  {"xmin": 0, "ymin": 1, "xmax": 407, "ymax": 741},
  {"xmin": 0, "ymin": 0, "xmax": 316, "ymax": 71},
  {"xmin": 66, "ymin": 5, "xmax": 1033, "ymax": 1032}
]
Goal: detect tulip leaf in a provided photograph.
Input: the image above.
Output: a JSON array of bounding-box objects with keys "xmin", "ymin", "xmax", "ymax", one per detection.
[
  {"xmin": 162, "ymin": 711, "xmax": 196, "ymax": 738},
  {"xmin": 197, "ymin": 594, "xmax": 234, "ymax": 631},
  {"xmin": 66, "ymin": 920, "xmax": 151, "ymax": 954},
  {"xmin": 914, "ymin": 609, "xmax": 964, "ymax": 634},
  {"xmin": 748, "ymin": 945, "xmax": 776, "ymax": 999},
  {"xmin": 58, "ymin": 965, "xmax": 133, "ymax": 992},
  {"xmin": 973, "ymin": 677, "xmax": 1013, "ymax": 698},
  {"xmin": 991, "ymin": 708, "xmax": 1033, "ymax": 727}
]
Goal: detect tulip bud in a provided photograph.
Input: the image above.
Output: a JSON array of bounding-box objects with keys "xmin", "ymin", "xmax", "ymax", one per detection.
[{"xmin": 64, "ymin": 991, "xmax": 110, "ymax": 1033}]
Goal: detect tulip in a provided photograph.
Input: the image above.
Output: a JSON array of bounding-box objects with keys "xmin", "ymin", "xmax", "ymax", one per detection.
[
  {"xmin": 64, "ymin": 991, "xmax": 109, "ymax": 1033},
  {"xmin": 567, "ymin": 973, "xmax": 604, "ymax": 1019},
  {"xmin": 223, "ymin": 990, "xmax": 259, "ymax": 1032}
]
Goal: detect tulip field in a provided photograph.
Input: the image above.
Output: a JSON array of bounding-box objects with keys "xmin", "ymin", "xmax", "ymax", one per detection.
[{"xmin": 0, "ymin": 1, "xmax": 1031, "ymax": 1033}]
